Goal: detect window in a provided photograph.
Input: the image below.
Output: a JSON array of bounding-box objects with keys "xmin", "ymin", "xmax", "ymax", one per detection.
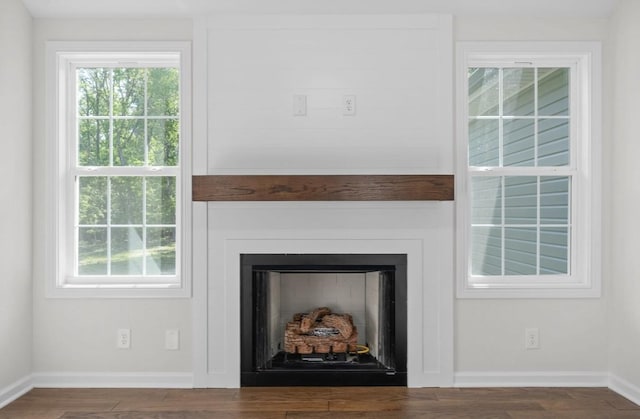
[
  {"xmin": 456, "ymin": 42, "xmax": 601, "ymax": 298},
  {"xmin": 46, "ymin": 42, "xmax": 191, "ymax": 297}
]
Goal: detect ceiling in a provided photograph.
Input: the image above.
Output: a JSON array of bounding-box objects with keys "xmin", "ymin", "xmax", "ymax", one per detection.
[{"xmin": 22, "ymin": 0, "xmax": 617, "ymax": 19}]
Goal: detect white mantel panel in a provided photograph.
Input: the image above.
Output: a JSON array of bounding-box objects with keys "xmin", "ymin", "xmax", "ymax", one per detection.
[
  {"xmin": 205, "ymin": 202, "xmax": 454, "ymax": 387},
  {"xmin": 205, "ymin": 14, "xmax": 453, "ymax": 175}
]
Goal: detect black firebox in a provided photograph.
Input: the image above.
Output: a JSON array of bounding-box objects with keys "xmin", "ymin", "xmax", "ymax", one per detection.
[{"xmin": 240, "ymin": 254, "xmax": 407, "ymax": 386}]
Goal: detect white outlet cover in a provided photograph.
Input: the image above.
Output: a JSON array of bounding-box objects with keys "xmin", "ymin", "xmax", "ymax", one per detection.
[
  {"xmin": 117, "ymin": 328, "xmax": 131, "ymax": 349},
  {"xmin": 293, "ymin": 94, "xmax": 307, "ymax": 116},
  {"xmin": 343, "ymin": 95, "xmax": 356, "ymax": 116},
  {"xmin": 165, "ymin": 329, "xmax": 180, "ymax": 350},
  {"xmin": 525, "ymin": 327, "xmax": 539, "ymax": 349}
]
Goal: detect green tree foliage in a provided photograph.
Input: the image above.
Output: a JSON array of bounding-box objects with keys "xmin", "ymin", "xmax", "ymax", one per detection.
[{"xmin": 76, "ymin": 66, "xmax": 179, "ymax": 276}]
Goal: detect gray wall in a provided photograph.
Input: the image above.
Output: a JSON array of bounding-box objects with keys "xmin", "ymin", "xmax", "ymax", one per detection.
[
  {"xmin": 31, "ymin": 19, "xmax": 193, "ymax": 377},
  {"xmin": 608, "ymin": 0, "xmax": 640, "ymax": 394},
  {"xmin": 0, "ymin": 0, "xmax": 33, "ymax": 394},
  {"xmin": 15, "ymin": 2, "xmax": 639, "ymax": 397},
  {"xmin": 454, "ymin": 15, "xmax": 609, "ymax": 376}
]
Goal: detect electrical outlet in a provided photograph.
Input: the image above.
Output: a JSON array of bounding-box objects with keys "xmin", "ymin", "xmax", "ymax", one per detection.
[
  {"xmin": 165, "ymin": 329, "xmax": 180, "ymax": 351},
  {"xmin": 293, "ymin": 94, "xmax": 307, "ymax": 116},
  {"xmin": 343, "ymin": 95, "xmax": 356, "ymax": 116},
  {"xmin": 117, "ymin": 328, "xmax": 131, "ymax": 349},
  {"xmin": 525, "ymin": 328, "xmax": 539, "ymax": 350}
]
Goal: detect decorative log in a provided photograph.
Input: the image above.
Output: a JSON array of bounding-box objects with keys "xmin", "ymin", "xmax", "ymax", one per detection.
[
  {"xmin": 300, "ymin": 307, "xmax": 332, "ymax": 333},
  {"xmin": 284, "ymin": 307, "xmax": 358, "ymax": 354}
]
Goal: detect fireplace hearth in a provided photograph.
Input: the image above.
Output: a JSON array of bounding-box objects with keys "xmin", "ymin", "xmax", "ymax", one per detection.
[{"xmin": 240, "ymin": 254, "xmax": 407, "ymax": 386}]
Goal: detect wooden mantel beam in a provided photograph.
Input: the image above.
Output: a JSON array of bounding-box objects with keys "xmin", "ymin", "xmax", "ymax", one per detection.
[{"xmin": 192, "ymin": 174, "xmax": 454, "ymax": 202}]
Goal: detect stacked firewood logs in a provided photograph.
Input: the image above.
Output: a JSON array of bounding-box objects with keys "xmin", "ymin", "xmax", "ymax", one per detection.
[{"xmin": 284, "ymin": 307, "xmax": 358, "ymax": 354}]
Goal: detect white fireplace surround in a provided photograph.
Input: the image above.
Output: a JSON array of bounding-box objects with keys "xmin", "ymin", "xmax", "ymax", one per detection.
[{"xmin": 192, "ymin": 201, "xmax": 454, "ymax": 387}]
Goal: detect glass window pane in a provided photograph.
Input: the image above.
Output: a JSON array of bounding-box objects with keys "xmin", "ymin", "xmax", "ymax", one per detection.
[
  {"xmin": 468, "ymin": 68, "xmax": 499, "ymax": 116},
  {"xmin": 146, "ymin": 227, "xmax": 176, "ymax": 275},
  {"xmin": 469, "ymin": 119, "xmax": 499, "ymax": 166},
  {"xmin": 78, "ymin": 176, "xmax": 107, "ymax": 225},
  {"xmin": 113, "ymin": 68, "xmax": 145, "ymax": 116},
  {"xmin": 538, "ymin": 68, "xmax": 569, "ymax": 116},
  {"xmin": 505, "ymin": 227, "xmax": 537, "ymax": 275},
  {"xmin": 540, "ymin": 227, "xmax": 569, "ymax": 274},
  {"xmin": 77, "ymin": 68, "xmax": 110, "ymax": 116},
  {"xmin": 471, "ymin": 226, "xmax": 502, "ymax": 275},
  {"xmin": 503, "ymin": 119, "xmax": 535, "ymax": 166},
  {"xmin": 146, "ymin": 176, "xmax": 176, "ymax": 225},
  {"xmin": 540, "ymin": 176, "xmax": 570, "ymax": 224},
  {"xmin": 78, "ymin": 119, "xmax": 110, "ymax": 166},
  {"xmin": 111, "ymin": 177, "xmax": 143, "ymax": 225},
  {"xmin": 503, "ymin": 68, "xmax": 535, "ymax": 116},
  {"xmin": 111, "ymin": 227, "xmax": 143, "ymax": 275},
  {"xmin": 538, "ymin": 118, "xmax": 569, "ymax": 166},
  {"xmin": 113, "ymin": 119, "xmax": 145, "ymax": 166},
  {"xmin": 148, "ymin": 68, "xmax": 179, "ymax": 116},
  {"xmin": 471, "ymin": 176, "xmax": 502, "ymax": 225},
  {"xmin": 78, "ymin": 227, "xmax": 108, "ymax": 275},
  {"xmin": 148, "ymin": 119, "xmax": 179, "ymax": 166},
  {"xmin": 504, "ymin": 176, "xmax": 537, "ymax": 225}
]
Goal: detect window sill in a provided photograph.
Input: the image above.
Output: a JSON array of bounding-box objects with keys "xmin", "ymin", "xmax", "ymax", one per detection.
[
  {"xmin": 457, "ymin": 283, "xmax": 601, "ymax": 299},
  {"xmin": 46, "ymin": 283, "xmax": 191, "ymax": 299}
]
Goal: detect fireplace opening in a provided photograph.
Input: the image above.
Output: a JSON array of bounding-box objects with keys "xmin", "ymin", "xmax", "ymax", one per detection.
[{"xmin": 241, "ymin": 254, "xmax": 407, "ymax": 386}]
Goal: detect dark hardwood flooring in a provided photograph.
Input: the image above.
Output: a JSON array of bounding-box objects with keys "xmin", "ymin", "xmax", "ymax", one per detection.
[{"xmin": 1, "ymin": 387, "xmax": 639, "ymax": 418}]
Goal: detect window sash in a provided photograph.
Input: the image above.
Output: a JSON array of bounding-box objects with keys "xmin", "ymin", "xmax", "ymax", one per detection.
[
  {"xmin": 469, "ymin": 173, "xmax": 573, "ymax": 278},
  {"xmin": 467, "ymin": 63, "xmax": 577, "ymax": 169},
  {"xmin": 465, "ymin": 62, "xmax": 575, "ymax": 284},
  {"xmin": 70, "ymin": 63, "xmax": 180, "ymax": 168},
  {"xmin": 64, "ymin": 55, "xmax": 182, "ymax": 286},
  {"xmin": 72, "ymin": 173, "xmax": 180, "ymax": 278}
]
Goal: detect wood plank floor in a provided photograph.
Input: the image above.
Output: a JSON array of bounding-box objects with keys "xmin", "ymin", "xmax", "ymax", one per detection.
[{"xmin": 1, "ymin": 387, "xmax": 639, "ymax": 419}]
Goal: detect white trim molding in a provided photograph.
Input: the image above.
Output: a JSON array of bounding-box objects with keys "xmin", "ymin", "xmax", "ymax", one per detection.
[
  {"xmin": 609, "ymin": 374, "xmax": 640, "ymax": 407},
  {"xmin": 190, "ymin": 16, "xmax": 210, "ymax": 388},
  {"xmin": 0, "ymin": 375, "xmax": 33, "ymax": 409},
  {"xmin": 31, "ymin": 372, "xmax": 193, "ymax": 389},
  {"xmin": 454, "ymin": 371, "xmax": 609, "ymax": 388}
]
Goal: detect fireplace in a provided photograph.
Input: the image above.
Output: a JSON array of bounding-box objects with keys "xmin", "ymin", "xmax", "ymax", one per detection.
[
  {"xmin": 197, "ymin": 205, "xmax": 453, "ymax": 387},
  {"xmin": 240, "ymin": 253, "xmax": 407, "ymax": 386}
]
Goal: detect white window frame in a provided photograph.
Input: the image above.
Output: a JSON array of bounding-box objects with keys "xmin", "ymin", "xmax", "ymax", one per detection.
[
  {"xmin": 456, "ymin": 42, "xmax": 601, "ymax": 298},
  {"xmin": 46, "ymin": 41, "xmax": 192, "ymax": 298}
]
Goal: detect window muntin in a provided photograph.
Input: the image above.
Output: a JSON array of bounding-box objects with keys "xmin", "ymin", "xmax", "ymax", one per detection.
[{"xmin": 72, "ymin": 64, "xmax": 180, "ymax": 279}]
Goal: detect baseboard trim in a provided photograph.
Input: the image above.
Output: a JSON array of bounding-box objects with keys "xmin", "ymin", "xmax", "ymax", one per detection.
[
  {"xmin": 609, "ymin": 374, "xmax": 640, "ymax": 406},
  {"xmin": 31, "ymin": 372, "xmax": 193, "ymax": 388},
  {"xmin": 0, "ymin": 375, "xmax": 33, "ymax": 409},
  {"xmin": 454, "ymin": 371, "xmax": 609, "ymax": 388}
]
